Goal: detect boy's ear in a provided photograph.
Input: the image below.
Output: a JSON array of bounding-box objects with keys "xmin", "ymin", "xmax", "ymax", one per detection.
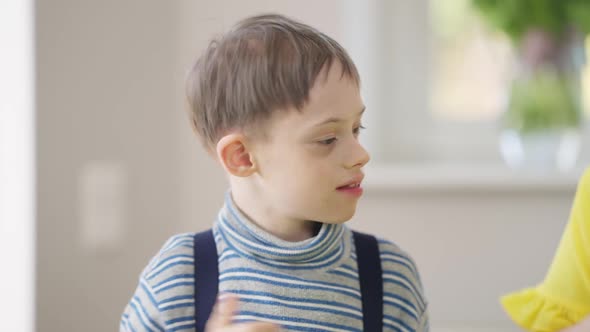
[{"xmin": 216, "ymin": 133, "xmax": 257, "ymax": 177}]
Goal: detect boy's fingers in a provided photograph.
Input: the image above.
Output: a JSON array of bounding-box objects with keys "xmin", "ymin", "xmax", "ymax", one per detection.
[
  {"xmin": 206, "ymin": 294, "xmax": 239, "ymax": 329},
  {"xmin": 217, "ymin": 294, "xmax": 239, "ymax": 326},
  {"xmin": 224, "ymin": 322, "xmax": 281, "ymax": 332},
  {"xmin": 232, "ymin": 322, "xmax": 282, "ymax": 332},
  {"xmin": 206, "ymin": 294, "xmax": 282, "ymax": 332}
]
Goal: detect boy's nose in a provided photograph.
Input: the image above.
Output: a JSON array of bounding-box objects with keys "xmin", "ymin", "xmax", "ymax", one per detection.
[{"xmin": 345, "ymin": 140, "xmax": 370, "ymax": 169}]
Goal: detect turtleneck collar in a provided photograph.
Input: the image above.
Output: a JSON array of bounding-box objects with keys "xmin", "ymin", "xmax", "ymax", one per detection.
[{"xmin": 214, "ymin": 192, "xmax": 350, "ymax": 270}]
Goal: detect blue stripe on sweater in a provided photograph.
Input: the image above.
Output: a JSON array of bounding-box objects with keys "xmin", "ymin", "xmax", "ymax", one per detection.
[
  {"xmin": 226, "ymin": 289, "xmax": 362, "ymax": 319},
  {"xmin": 222, "ymin": 267, "xmax": 360, "ymax": 296},
  {"xmin": 383, "ymin": 270, "xmax": 426, "ymax": 309},
  {"xmin": 221, "ymin": 275, "xmax": 361, "ymax": 300},
  {"xmin": 130, "ymin": 296, "xmax": 164, "ymax": 332},
  {"xmin": 236, "ymin": 310, "xmax": 362, "ymax": 332}
]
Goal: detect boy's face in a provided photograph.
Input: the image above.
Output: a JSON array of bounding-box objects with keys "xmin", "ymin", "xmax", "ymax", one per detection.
[{"xmin": 251, "ymin": 62, "xmax": 370, "ymax": 224}]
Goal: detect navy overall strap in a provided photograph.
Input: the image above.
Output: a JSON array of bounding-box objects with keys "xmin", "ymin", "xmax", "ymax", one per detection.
[
  {"xmin": 353, "ymin": 231, "xmax": 384, "ymax": 332},
  {"xmin": 193, "ymin": 229, "xmax": 219, "ymax": 332}
]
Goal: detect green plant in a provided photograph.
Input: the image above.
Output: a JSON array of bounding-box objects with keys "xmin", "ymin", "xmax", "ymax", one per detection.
[
  {"xmin": 505, "ymin": 69, "xmax": 581, "ymax": 132},
  {"xmin": 471, "ymin": 0, "xmax": 587, "ymax": 133},
  {"xmin": 471, "ymin": 0, "xmax": 590, "ymax": 43}
]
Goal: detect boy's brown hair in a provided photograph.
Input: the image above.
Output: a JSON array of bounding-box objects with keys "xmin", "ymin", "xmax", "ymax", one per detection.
[{"xmin": 186, "ymin": 14, "xmax": 360, "ymax": 149}]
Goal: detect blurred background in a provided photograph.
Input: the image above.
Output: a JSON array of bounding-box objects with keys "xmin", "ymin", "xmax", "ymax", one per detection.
[{"xmin": 2, "ymin": 0, "xmax": 590, "ymax": 331}]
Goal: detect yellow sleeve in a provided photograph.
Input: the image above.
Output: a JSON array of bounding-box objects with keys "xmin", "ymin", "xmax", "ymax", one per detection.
[{"xmin": 501, "ymin": 167, "xmax": 590, "ymax": 332}]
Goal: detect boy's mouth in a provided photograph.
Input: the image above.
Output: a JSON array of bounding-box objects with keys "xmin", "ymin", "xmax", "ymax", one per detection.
[
  {"xmin": 336, "ymin": 174, "xmax": 364, "ymax": 189},
  {"xmin": 336, "ymin": 183, "xmax": 361, "ymax": 189},
  {"xmin": 336, "ymin": 183, "xmax": 363, "ymax": 197}
]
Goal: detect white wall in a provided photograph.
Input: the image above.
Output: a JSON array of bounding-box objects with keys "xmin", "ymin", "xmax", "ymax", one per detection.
[
  {"xmin": 0, "ymin": 1, "xmax": 35, "ymax": 331},
  {"xmin": 353, "ymin": 187, "xmax": 574, "ymax": 331},
  {"xmin": 36, "ymin": 1, "xmax": 191, "ymax": 330},
  {"xmin": 35, "ymin": 1, "xmax": 580, "ymax": 331}
]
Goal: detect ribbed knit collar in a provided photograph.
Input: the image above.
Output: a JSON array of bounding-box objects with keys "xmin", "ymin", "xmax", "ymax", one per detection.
[{"xmin": 215, "ymin": 192, "xmax": 350, "ymax": 270}]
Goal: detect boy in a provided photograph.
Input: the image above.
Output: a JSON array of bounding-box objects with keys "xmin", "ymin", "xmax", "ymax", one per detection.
[{"xmin": 120, "ymin": 14, "xmax": 429, "ymax": 332}]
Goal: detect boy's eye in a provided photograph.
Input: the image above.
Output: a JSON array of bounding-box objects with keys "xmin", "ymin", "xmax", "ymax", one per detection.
[
  {"xmin": 317, "ymin": 125, "xmax": 365, "ymax": 145},
  {"xmin": 318, "ymin": 137, "xmax": 337, "ymax": 145},
  {"xmin": 353, "ymin": 125, "xmax": 366, "ymax": 135}
]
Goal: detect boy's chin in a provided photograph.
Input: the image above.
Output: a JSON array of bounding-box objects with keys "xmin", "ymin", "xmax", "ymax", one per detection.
[{"xmin": 320, "ymin": 211, "xmax": 356, "ymax": 224}]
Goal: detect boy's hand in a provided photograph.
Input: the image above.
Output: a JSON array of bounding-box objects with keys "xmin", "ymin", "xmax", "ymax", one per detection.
[{"xmin": 205, "ymin": 294, "xmax": 281, "ymax": 332}]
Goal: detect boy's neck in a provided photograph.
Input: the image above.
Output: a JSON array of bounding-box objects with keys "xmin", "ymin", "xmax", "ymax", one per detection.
[{"xmin": 230, "ymin": 190, "xmax": 318, "ymax": 242}]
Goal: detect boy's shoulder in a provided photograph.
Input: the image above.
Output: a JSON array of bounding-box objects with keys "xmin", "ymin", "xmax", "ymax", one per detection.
[
  {"xmin": 126, "ymin": 233, "xmax": 197, "ymax": 329},
  {"xmin": 140, "ymin": 233, "xmax": 196, "ymax": 292},
  {"xmin": 374, "ymin": 236, "xmax": 428, "ymax": 314},
  {"xmin": 374, "ymin": 237, "xmax": 421, "ymax": 279}
]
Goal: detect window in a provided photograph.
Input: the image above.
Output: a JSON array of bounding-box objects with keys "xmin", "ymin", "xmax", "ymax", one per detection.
[
  {"xmin": 342, "ymin": 0, "xmax": 590, "ymax": 166},
  {"xmin": 430, "ymin": 0, "xmax": 513, "ymax": 121},
  {"xmin": 431, "ymin": 0, "xmax": 590, "ymax": 121}
]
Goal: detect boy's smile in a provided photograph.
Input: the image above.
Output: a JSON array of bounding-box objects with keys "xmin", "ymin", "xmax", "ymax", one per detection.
[{"xmin": 336, "ymin": 173, "xmax": 365, "ymax": 197}]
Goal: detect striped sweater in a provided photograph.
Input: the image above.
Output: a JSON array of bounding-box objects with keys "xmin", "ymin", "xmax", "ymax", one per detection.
[{"xmin": 120, "ymin": 195, "xmax": 429, "ymax": 331}]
